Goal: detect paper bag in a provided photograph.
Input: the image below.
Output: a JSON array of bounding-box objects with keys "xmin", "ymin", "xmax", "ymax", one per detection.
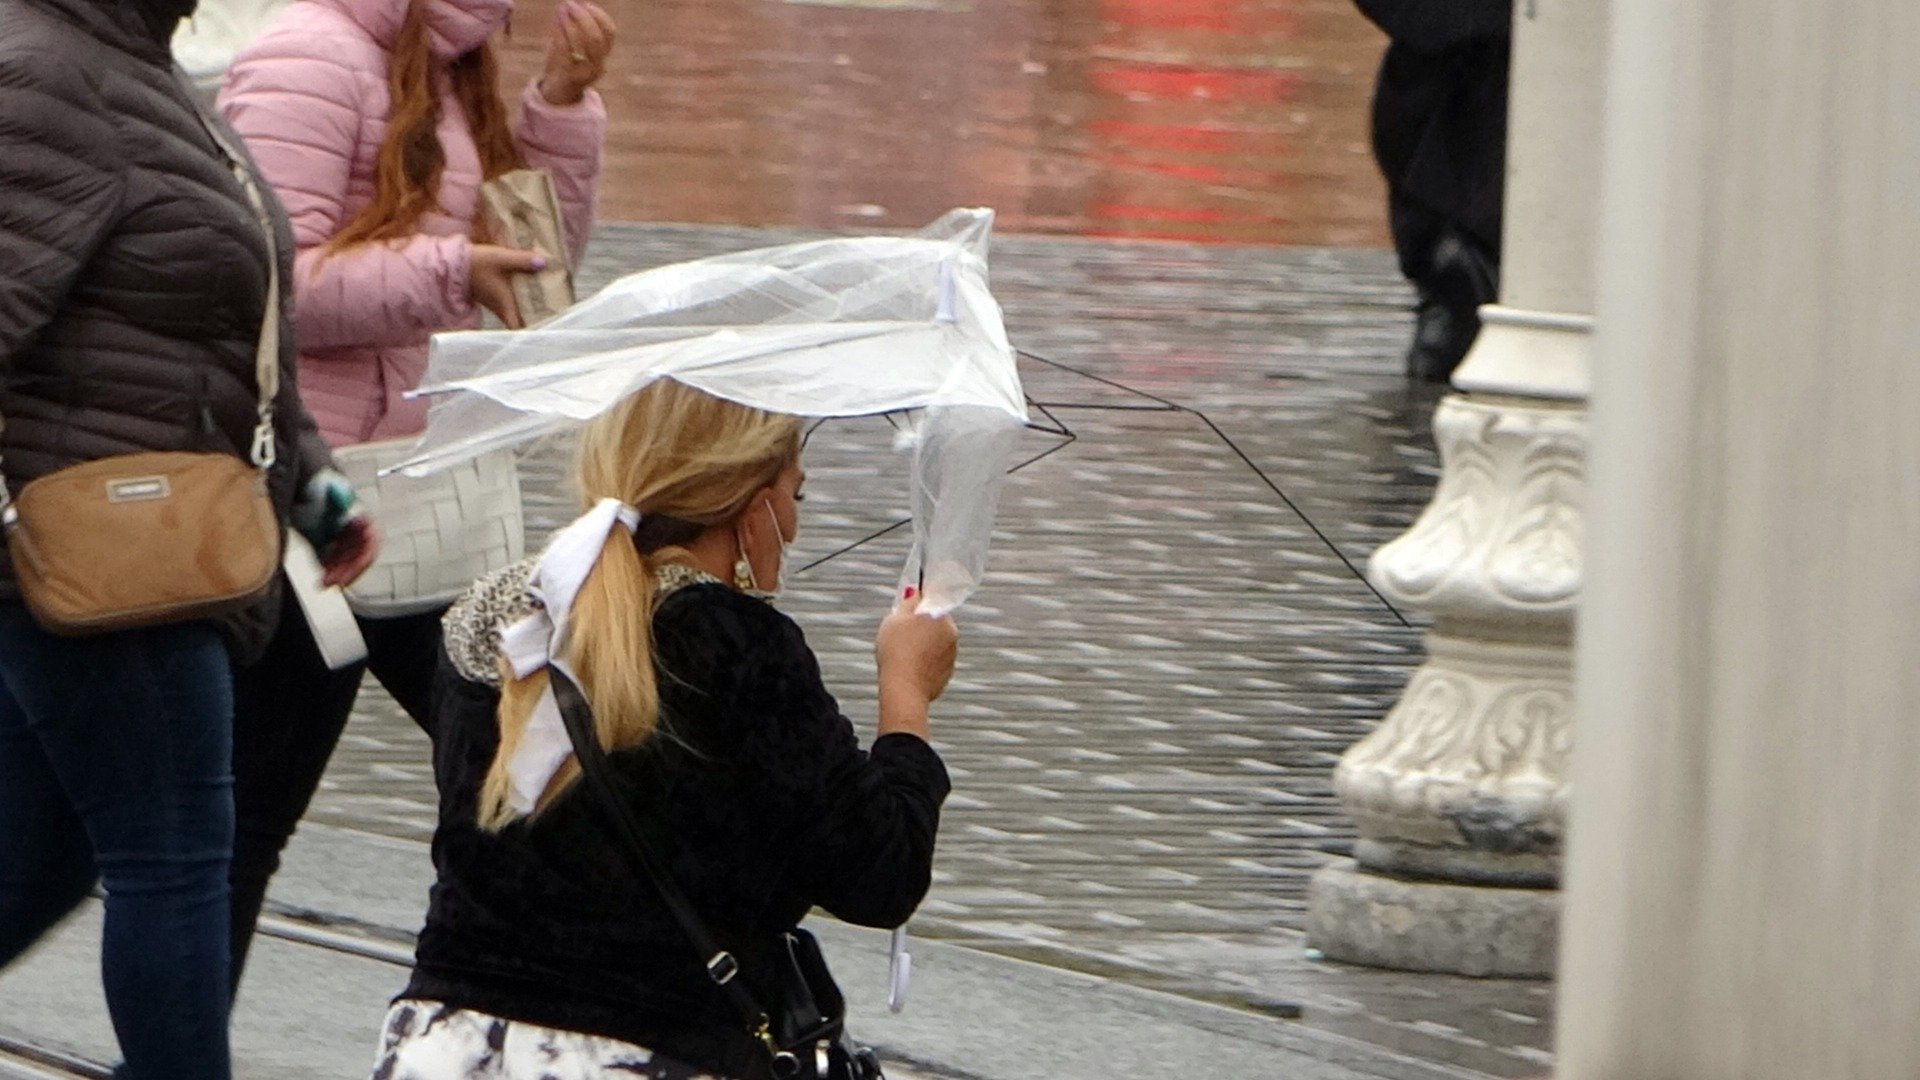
[{"xmin": 477, "ymin": 168, "xmax": 576, "ymax": 327}]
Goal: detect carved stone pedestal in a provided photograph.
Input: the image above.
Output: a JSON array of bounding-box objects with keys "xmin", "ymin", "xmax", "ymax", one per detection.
[
  {"xmin": 1306, "ymin": 0, "xmax": 1607, "ymax": 978},
  {"xmin": 1308, "ymin": 392, "xmax": 1584, "ymax": 978}
]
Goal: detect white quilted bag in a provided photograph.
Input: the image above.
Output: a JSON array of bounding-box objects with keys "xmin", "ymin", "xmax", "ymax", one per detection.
[{"xmin": 331, "ymin": 439, "xmax": 524, "ymax": 618}]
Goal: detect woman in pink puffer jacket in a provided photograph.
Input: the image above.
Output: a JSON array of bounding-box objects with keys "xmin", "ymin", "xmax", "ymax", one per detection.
[
  {"xmin": 214, "ymin": 0, "xmax": 613, "ymax": 1000},
  {"xmin": 221, "ymin": 0, "xmax": 605, "ymax": 444}
]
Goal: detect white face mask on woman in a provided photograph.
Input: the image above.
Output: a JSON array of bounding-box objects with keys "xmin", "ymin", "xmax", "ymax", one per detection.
[{"xmin": 737, "ymin": 502, "xmax": 792, "ymax": 600}]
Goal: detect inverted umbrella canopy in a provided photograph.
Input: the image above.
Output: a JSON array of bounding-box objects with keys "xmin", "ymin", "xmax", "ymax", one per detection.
[{"xmin": 395, "ymin": 208, "xmax": 1029, "ymax": 613}]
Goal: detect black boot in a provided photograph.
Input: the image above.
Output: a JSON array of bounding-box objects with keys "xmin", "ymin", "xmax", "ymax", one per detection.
[
  {"xmin": 1403, "ymin": 233, "xmax": 1498, "ymax": 384},
  {"xmin": 1404, "ymin": 292, "xmax": 1478, "ymax": 382}
]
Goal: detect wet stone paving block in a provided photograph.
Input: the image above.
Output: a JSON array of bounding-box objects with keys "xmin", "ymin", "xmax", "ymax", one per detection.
[{"xmin": 311, "ymin": 222, "xmax": 1556, "ymax": 1077}]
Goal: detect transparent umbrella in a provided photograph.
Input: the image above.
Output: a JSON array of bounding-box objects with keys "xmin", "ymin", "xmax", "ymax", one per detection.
[{"xmin": 394, "ymin": 208, "xmax": 1028, "ymax": 614}]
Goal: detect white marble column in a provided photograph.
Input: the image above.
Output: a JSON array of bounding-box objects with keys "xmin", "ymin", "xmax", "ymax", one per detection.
[
  {"xmin": 1306, "ymin": 0, "xmax": 1607, "ymax": 976},
  {"xmin": 1556, "ymin": 0, "xmax": 1920, "ymax": 1073}
]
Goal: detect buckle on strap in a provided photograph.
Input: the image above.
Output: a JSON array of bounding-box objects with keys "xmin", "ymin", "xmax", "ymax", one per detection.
[
  {"xmin": 251, "ymin": 421, "xmax": 277, "ymax": 470},
  {"xmin": 707, "ymin": 951, "xmax": 740, "ymax": 985}
]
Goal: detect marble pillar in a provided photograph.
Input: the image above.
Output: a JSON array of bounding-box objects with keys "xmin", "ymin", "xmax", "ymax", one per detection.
[
  {"xmin": 1307, "ymin": 0, "xmax": 1607, "ymax": 977},
  {"xmin": 1556, "ymin": 0, "xmax": 1920, "ymax": 1073}
]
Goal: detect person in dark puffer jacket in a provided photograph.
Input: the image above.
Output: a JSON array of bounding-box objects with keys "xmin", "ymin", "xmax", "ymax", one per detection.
[{"xmin": 0, "ymin": 0, "xmax": 377, "ymax": 1072}]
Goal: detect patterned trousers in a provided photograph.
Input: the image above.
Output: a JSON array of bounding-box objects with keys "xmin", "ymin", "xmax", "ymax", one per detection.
[{"xmin": 373, "ymin": 999, "xmax": 731, "ymax": 1080}]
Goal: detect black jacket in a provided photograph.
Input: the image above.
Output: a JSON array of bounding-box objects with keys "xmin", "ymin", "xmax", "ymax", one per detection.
[
  {"xmin": 1357, "ymin": 0, "xmax": 1512, "ymax": 253},
  {"xmin": 0, "ymin": 0, "xmax": 330, "ymax": 655},
  {"xmin": 409, "ymin": 581, "xmax": 951, "ymax": 1079}
]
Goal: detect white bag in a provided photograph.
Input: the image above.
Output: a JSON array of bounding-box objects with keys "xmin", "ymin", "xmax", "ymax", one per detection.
[
  {"xmin": 282, "ymin": 532, "xmax": 368, "ymax": 670},
  {"xmin": 331, "ymin": 439, "xmax": 524, "ymax": 618}
]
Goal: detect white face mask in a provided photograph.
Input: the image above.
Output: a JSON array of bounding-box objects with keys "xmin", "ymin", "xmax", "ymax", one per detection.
[{"xmin": 741, "ymin": 502, "xmax": 792, "ymax": 600}]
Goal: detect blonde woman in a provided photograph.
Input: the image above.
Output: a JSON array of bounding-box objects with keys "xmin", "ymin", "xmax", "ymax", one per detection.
[{"xmin": 379, "ymin": 380, "xmax": 957, "ymax": 1080}]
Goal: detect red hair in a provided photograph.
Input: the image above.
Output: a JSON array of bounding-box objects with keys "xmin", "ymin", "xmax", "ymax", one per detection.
[{"xmin": 329, "ymin": 0, "xmax": 522, "ymax": 249}]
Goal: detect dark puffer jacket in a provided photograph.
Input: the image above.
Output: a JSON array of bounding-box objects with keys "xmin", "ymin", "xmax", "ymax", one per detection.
[{"xmin": 0, "ymin": 0, "xmax": 332, "ymax": 657}]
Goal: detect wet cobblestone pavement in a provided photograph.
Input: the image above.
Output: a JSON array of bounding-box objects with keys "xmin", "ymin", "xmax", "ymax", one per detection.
[{"xmin": 308, "ymin": 222, "xmax": 1556, "ymax": 1077}]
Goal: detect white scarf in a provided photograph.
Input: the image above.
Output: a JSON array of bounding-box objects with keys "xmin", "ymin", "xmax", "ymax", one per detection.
[{"xmin": 498, "ymin": 498, "xmax": 642, "ymax": 815}]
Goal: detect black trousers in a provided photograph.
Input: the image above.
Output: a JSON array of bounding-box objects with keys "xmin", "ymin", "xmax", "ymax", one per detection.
[
  {"xmin": 1388, "ymin": 189, "xmax": 1497, "ymax": 308},
  {"xmin": 227, "ymin": 594, "xmax": 444, "ymax": 998}
]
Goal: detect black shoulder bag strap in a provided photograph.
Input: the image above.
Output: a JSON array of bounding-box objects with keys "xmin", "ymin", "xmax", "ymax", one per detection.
[{"xmin": 546, "ymin": 668, "xmax": 785, "ymax": 1060}]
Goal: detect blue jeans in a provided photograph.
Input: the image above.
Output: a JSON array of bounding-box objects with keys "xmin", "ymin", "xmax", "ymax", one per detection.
[{"xmin": 0, "ymin": 602, "xmax": 234, "ymax": 1080}]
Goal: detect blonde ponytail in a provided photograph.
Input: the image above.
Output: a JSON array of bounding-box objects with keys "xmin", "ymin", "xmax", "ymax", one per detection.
[
  {"xmin": 479, "ymin": 668, "xmax": 552, "ymax": 830},
  {"xmin": 477, "ymin": 379, "xmax": 803, "ymax": 830},
  {"xmin": 478, "ymin": 537, "xmax": 660, "ymax": 829}
]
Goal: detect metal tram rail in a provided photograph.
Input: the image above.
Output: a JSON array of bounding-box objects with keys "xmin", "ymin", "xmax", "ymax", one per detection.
[{"xmin": 0, "ymin": 907, "xmax": 410, "ymax": 1080}]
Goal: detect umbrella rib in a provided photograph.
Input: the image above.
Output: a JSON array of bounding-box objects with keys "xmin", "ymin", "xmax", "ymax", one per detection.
[
  {"xmin": 795, "ymin": 518, "xmax": 914, "ymax": 575},
  {"xmin": 1006, "ymin": 430, "xmax": 1079, "ymax": 474},
  {"xmin": 794, "ymin": 440, "xmax": 1079, "ymax": 577},
  {"xmin": 1015, "ymin": 349, "xmax": 1411, "ymax": 629},
  {"xmin": 1027, "ymin": 402, "xmax": 1180, "ymax": 414},
  {"xmin": 1025, "ymin": 398, "xmax": 1078, "ymax": 445},
  {"xmin": 793, "ymin": 405, "xmax": 1077, "ymax": 577},
  {"xmin": 1020, "ymin": 394, "xmax": 1080, "ymax": 438}
]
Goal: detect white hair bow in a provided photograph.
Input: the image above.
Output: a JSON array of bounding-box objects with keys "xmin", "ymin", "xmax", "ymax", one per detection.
[{"xmin": 498, "ymin": 498, "xmax": 642, "ymax": 815}]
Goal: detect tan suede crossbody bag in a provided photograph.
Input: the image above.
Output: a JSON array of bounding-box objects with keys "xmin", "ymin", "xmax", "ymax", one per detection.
[{"xmin": 0, "ymin": 109, "xmax": 283, "ymax": 637}]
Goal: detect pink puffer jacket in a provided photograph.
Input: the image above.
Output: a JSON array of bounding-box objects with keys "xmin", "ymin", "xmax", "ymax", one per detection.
[{"xmin": 218, "ymin": 0, "xmax": 604, "ymax": 446}]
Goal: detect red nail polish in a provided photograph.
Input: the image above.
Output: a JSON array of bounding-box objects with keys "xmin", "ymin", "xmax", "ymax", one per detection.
[{"xmin": 903, "ymin": 586, "xmax": 916, "ymax": 599}]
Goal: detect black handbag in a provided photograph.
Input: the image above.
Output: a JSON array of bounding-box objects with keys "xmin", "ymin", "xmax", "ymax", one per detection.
[{"xmin": 549, "ymin": 669, "xmax": 885, "ymax": 1080}]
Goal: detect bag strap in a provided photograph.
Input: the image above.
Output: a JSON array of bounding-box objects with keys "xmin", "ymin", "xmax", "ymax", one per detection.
[
  {"xmin": 547, "ymin": 667, "xmax": 786, "ymax": 1059},
  {"xmin": 0, "ymin": 97, "xmax": 282, "ymax": 531},
  {"xmin": 189, "ymin": 99, "xmax": 280, "ymax": 472}
]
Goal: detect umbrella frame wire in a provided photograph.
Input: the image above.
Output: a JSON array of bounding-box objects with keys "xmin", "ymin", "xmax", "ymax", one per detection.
[{"xmin": 791, "ymin": 348, "xmax": 1411, "ymax": 629}]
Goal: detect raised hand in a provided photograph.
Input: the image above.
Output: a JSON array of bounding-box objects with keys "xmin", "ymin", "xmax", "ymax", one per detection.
[{"xmin": 539, "ymin": 1, "xmax": 617, "ymax": 107}]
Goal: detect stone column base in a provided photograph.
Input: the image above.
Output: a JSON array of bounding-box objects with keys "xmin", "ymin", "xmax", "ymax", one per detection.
[{"xmin": 1307, "ymin": 858, "xmax": 1558, "ymax": 978}]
